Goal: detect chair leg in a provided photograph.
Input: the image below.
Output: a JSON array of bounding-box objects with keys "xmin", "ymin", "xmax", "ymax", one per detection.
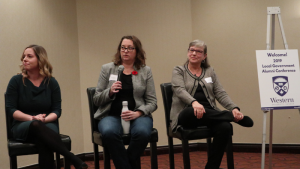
[
  {"xmin": 150, "ymin": 142, "xmax": 158, "ymax": 169},
  {"xmin": 94, "ymin": 144, "xmax": 100, "ymax": 169},
  {"xmin": 168, "ymin": 137, "xmax": 175, "ymax": 169},
  {"xmin": 10, "ymin": 156, "xmax": 17, "ymax": 169},
  {"xmin": 182, "ymin": 139, "xmax": 191, "ymax": 169},
  {"xmin": 56, "ymin": 153, "xmax": 61, "ymax": 169},
  {"xmin": 64, "ymin": 158, "xmax": 71, "ymax": 169},
  {"xmin": 206, "ymin": 138, "xmax": 212, "ymax": 160},
  {"xmin": 226, "ymin": 136, "xmax": 234, "ymax": 169},
  {"xmin": 137, "ymin": 157, "xmax": 141, "ymax": 169},
  {"xmin": 103, "ymin": 146, "xmax": 111, "ymax": 169}
]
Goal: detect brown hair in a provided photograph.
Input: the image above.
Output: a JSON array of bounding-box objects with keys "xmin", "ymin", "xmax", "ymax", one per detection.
[
  {"xmin": 113, "ymin": 35, "xmax": 146, "ymax": 70},
  {"xmin": 20, "ymin": 44, "xmax": 53, "ymax": 84}
]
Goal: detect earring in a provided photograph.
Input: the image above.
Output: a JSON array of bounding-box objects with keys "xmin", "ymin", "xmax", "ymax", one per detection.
[{"xmin": 202, "ymin": 59, "xmax": 205, "ymax": 63}]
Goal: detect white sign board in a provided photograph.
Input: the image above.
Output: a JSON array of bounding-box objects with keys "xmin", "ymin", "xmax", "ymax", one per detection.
[{"xmin": 256, "ymin": 49, "xmax": 300, "ymax": 111}]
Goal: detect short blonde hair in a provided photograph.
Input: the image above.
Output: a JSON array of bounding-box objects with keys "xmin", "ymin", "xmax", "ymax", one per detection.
[{"xmin": 20, "ymin": 45, "xmax": 53, "ymax": 84}]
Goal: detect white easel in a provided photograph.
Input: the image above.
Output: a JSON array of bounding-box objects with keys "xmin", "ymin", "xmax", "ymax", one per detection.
[{"xmin": 261, "ymin": 7, "xmax": 288, "ymax": 169}]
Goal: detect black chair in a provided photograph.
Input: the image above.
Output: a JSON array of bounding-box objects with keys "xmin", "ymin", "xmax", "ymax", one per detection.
[
  {"xmin": 87, "ymin": 87, "xmax": 158, "ymax": 169},
  {"xmin": 5, "ymin": 93, "xmax": 72, "ymax": 169},
  {"xmin": 160, "ymin": 83, "xmax": 234, "ymax": 169}
]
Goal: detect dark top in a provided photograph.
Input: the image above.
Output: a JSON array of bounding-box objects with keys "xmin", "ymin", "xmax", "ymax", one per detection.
[
  {"xmin": 5, "ymin": 74, "xmax": 61, "ymax": 141},
  {"xmin": 193, "ymin": 83, "xmax": 214, "ymax": 110},
  {"xmin": 109, "ymin": 73, "xmax": 136, "ymax": 116}
]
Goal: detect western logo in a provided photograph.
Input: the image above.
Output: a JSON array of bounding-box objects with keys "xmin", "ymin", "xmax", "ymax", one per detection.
[{"xmin": 273, "ymin": 76, "xmax": 289, "ymax": 96}]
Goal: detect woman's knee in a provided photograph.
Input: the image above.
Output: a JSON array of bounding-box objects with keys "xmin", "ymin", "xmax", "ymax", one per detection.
[
  {"xmin": 130, "ymin": 117, "xmax": 152, "ymax": 139},
  {"xmin": 29, "ymin": 120, "xmax": 44, "ymax": 131},
  {"xmin": 101, "ymin": 129, "xmax": 121, "ymax": 141},
  {"xmin": 131, "ymin": 125, "xmax": 152, "ymax": 142},
  {"xmin": 132, "ymin": 127, "xmax": 152, "ymax": 139},
  {"xmin": 98, "ymin": 123, "xmax": 121, "ymax": 138},
  {"xmin": 98, "ymin": 118, "xmax": 122, "ymax": 140},
  {"xmin": 213, "ymin": 122, "xmax": 232, "ymax": 135},
  {"xmin": 31, "ymin": 120, "xmax": 43, "ymax": 126}
]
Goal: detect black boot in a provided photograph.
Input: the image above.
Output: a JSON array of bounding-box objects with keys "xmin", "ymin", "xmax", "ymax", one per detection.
[
  {"xmin": 75, "ymin": 162, "xmax": 88, "ymax": 169},
  {"xmin": 234, "ymin": 116, "xmax": 253, "ymax": 127}
]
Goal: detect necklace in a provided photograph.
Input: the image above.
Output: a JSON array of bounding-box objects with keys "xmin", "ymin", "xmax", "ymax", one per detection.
[{"xmin": 188, "ymin": 63, "xmax": 202, "ymax": 77}]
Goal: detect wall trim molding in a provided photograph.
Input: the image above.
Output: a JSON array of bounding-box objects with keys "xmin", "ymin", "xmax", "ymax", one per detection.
[{"xmin": 20, "ymin": 143, "xmax": 300, "ymax": 169}]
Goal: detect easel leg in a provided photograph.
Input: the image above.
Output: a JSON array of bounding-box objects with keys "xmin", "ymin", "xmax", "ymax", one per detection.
[
  {"xmin": 262, "ymin": 7, "xmax": 288, "ymax": 168},
  {"xmin": 269, "ymin": 110, "xmax": 273, "ymax": 169},
  {"xmin": 261, "ymin": 111, "xmax": 267, "ymax": 169}
]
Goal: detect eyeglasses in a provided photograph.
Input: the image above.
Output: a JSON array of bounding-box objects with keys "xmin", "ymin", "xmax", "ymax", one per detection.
[
  {"xmin": 188, "ymin": 49, "xmax": 204, "ymax": 55},
  {"xmin": 121, "ymin": 46, "xmax": 135, "ymax": 52}
]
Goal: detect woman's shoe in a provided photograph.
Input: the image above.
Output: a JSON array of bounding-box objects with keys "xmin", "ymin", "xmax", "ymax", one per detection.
[
  {"xmin": 75, "ymin": 162, "xmax": 88, "ymax": 169},
  {"xmin": 234, "ymin": 116, "xmax": 254, "ymax": 127}
]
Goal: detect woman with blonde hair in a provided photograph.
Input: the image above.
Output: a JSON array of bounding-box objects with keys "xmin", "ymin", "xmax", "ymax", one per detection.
[{"xmin": 5, "ymin": 45, "xmax": 88, "ymax": 169}]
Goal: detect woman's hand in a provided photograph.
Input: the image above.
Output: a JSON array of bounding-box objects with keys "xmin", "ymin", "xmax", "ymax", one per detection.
[
  {"xmin": 232, "ymin": 108, "xmax": 244, "ymax": 122},
  {"xmin": 192, "ymin": 101, "xmax": 206, "ymax": 119},
  {"xmin": 121, "ymin": 110, "xmax": 143, "ymax": 121},
  {"xmin": 109, "ymin": 81, "xmax": 122, "ymax": 97},
  {"xmin": 44, "ymin": 113, "xmax": 58, "ymax": 123},
  {"xmin": 32, "ymin": 114, "xmax": 46, "ymax": 122}
]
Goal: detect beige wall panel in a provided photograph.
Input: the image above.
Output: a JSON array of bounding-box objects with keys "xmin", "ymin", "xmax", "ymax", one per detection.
[
  {"xmin": 1, "ymin": 0, "xmax": 299, "ymax": 168},
  {"xmin": 191, "ymin": 0, "xmax": 300, "ymax": 143},
  {"xmin": 0, "ymin": 0, "xmax": 83, "ymax": 168},
  {"xmin": 76, "ymin": 0, "xmax": 193, "ymax": 152}
]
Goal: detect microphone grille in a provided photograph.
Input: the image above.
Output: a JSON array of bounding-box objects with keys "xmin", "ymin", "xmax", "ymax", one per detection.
[{"xmin": 118, "ymin": 65, "xmax": 124, "ymax": 71}]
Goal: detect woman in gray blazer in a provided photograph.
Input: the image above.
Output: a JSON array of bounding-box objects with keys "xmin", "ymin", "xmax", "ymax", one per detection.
[
  {"xmin": 93, "ymin": 35, "xmax": 157, "ymax": 169},
  {"xmin": 170, "ymin": 40, "xmax": 253, "ymax": 169}
]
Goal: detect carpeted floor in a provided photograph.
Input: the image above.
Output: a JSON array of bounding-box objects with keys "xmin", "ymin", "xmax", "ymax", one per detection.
[{"xmin": 63, "ymin": 151, "xmax": 300, "ymax": 169}]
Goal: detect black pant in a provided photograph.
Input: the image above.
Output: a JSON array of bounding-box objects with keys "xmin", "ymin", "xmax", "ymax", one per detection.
[
  {"xmin": 28, "ymin": 120, "xmax": 83, "ymax": 169},
  {"xmin": 178, "ymin": 107, "xmax": 234, "ymax": 169}
]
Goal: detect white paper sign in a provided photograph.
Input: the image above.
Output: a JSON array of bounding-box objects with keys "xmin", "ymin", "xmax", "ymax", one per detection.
[{"xmin": 256, "ymin": 49, "xmax": 300, "ymax": 111}]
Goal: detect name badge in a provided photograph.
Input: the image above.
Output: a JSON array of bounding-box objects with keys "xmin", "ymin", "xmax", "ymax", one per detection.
[
  {"xmin": 109, "ymin": 74, "xmax": 118, "ymax": 81},
  {"xmin": 205, "ymin": 77, "xmax": 213, "ymax": 83}
]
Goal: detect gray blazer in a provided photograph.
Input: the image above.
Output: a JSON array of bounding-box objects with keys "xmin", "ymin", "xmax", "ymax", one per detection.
[
  {"xmin": 93, "ymin": 62, "xmax": 157, "ymax": 120},
  {"xmin": 170, "ymin": 64, "xmax": 238, "ymax": 131}
]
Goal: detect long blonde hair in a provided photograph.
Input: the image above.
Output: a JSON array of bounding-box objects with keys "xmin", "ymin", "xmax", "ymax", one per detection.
[{"xmin": 20, "ymin": 45, "xmax": 53, "ymax": 84}]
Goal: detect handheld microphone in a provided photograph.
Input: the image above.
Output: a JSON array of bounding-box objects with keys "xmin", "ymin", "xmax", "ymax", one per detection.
[{"xmin": 117, "ymin": 65, "xmax": 124, "ymax": 81}]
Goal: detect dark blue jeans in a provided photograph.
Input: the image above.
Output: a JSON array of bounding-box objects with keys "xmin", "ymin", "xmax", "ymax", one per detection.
[{"xmin": 98, "ymin": 115, "xmax": 153, "ymax": 169}]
